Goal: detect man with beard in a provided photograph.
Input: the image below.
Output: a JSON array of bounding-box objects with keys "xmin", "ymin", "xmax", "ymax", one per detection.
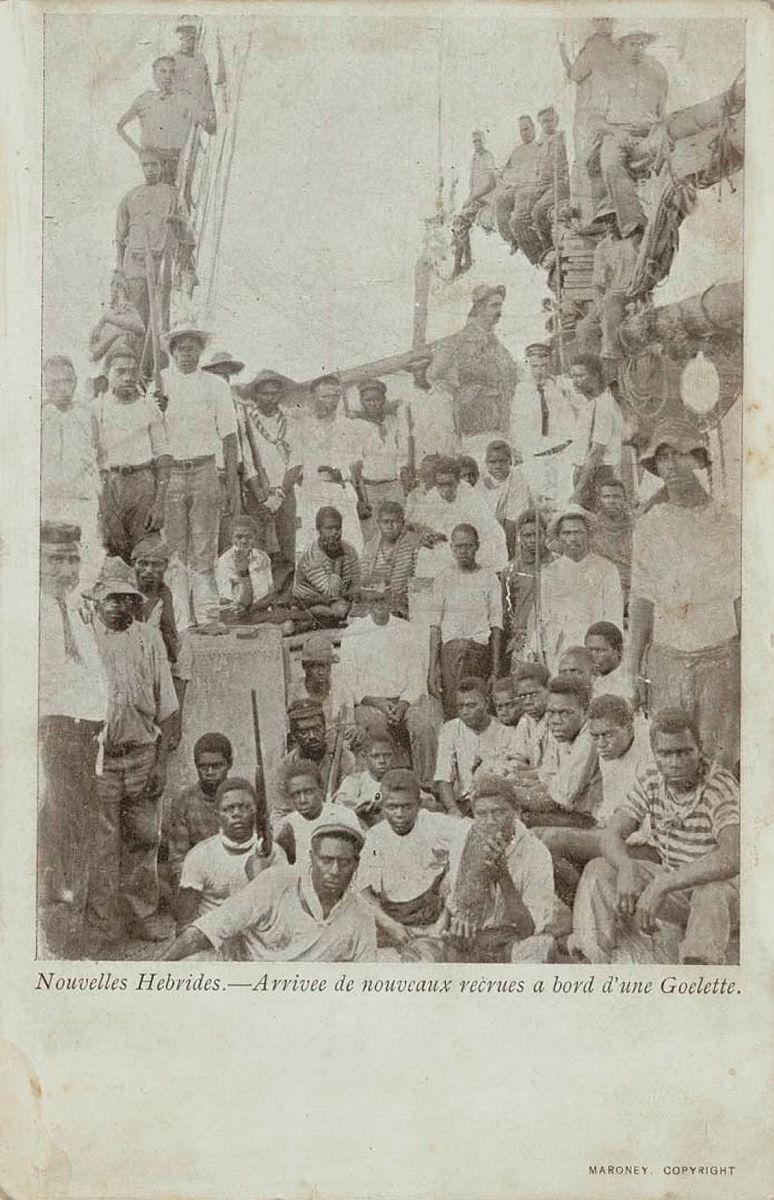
[
  {"xmin": 277, "ymin": 699, "xmax": 356, "ymax": 820},
  {"xmin": 92, "ymin": 348, "xmax": 171, "ymax": 562},
  {"xmin": 165, "ymin": 819, "xmax": 376, "ymax": 962},
  {"xmin": 293, "ymin": 506, "xmax": 361, "ymax": 625},
  {"xmin": 38, "ymin": 521, "xmax": 107, "ymax": 957}
]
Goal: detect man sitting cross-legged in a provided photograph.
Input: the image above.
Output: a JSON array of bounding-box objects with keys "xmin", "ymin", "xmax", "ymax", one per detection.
[
  {"xmin": 173, "ymin": 777, "xmax": 283, "ymax": 946},
  {"xmin": 273, "ymin": 760, "xmax": 345, "ymax": 865},
  {"xmin": 164, "ymin": 817, "xmax": 376, "ymax": 963},
  {"xmin": 357, "ymin": 769, "xmax": 464, "ymax": 958},
  {"xmin": 537, "ymin": 694, "xmax": 655, "ymax": 906},
  {"xmin": 570, "ymin": 707, "xmax": 740, "ymax": 965},
  {"xmin": 407, "ymin": 774, "xmax": 559, "ymax": 963}
]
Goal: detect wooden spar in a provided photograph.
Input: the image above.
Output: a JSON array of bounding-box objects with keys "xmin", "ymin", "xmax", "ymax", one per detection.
[
  {"xmin": 413, "ymin": 254, "xmax": 432, "ymax": 350},
  {"xmin": 666, "ymin": 71, "xmax": 744, "ymax": 142},
  {"xmin": 620, "ymin": 280, "xmax": 742, "ymax": 352}
]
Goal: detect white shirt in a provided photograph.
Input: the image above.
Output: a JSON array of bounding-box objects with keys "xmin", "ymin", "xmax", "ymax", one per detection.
[
  {"xmin": 39, "ymin": 593, "xmax": 107, "ymax": 722},
  {"xmin": 273, "ymin": 802, "xmax": 342, "ymax": 866},
  {"xmin": 448, "ymin": 817, "xmax": 556, "ymax": 934},
  {"xmin": 430, "ymin": 565, "xmax": 503, "ymax": 645},
  {"xmin": 41, "ymin": 402, "xmax": 99, "ymax": 507},
  {"xmin": 536, "ymin": 552, "xmax": 624, "ymax": 671},
  {"xmin": 357, "ymin": 810, "xmax": 463, "ymax": 903},
  {"xmin": 334, "ymin": 770, "xmax": 384, "ymax": 819},
  {"xmin": 347, "ymin": 412, "xmax": 405, "ymax": 482},
  {"xmin": 568, "ymin": 388, "xmax": 623, "ymax": 469},
  {"xmin": 292, "ymin": 411, "xmax": 363, "ymax": 553},
  {"xmin": 536, "ymin": 726, "xmax": 599, "ymax": 814},
  {"xmin": 596, "ymin": 721, "xmax": 652, "ymax": 827},
  {"xmin": 414, "ymin": 483, "xmax": 508, "ymax": 578},
  {"xmin": 333, "ymin": 616, "xmax": 426, "ymax": 707},
  {"xmin": 160, "ymin": 366, "xmax": 237, "ymax": 460},
  {"xmin": 179, "ymin": 835, "xmax": 284, "ymax": 916},
  {"xmin": 434, "ymin": 717, "xmax": 522, "ymax": 796},
  {"xmin": 216, "ymin": 547, "xmax": 273, "ymax": 606},
  {"xmin": 92, "ymin": 392, "xmax": 169, "ymax": 468},
  {"xmin": 630, "ymin": 500, "xmax": 740, "ymax": 651},
  {"xmin": 592, "ymin": 662, "xmax": 635, "ymax": 702}
]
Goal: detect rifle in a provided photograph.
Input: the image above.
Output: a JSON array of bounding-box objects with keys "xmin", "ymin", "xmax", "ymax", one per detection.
[
  {"xmin": 402, "ymin": 402, "xmax": 417, "ymax": 495},
  {"xmin": 250, "ymin": 688, "xmax": 273, "ymax": 854},
  {"xmin": 532, "ymin": 496, "xmax": 546, "ymax": 667},
  {"xmin": 324, "ymin": 704, "xmax": 347, "ymax": 803},
  {"xmin": 143, "ymin": 231, "xmax": 166, "ymax": 411}
]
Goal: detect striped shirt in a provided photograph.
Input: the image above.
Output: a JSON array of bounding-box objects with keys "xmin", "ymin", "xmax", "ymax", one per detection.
[
  {"xmin": 360, "ymin": 530, "xmax": 419, "ymax": 615},
  {"xmin": 619, "ymin": 760, "xmax": 739, "ymax": 870},
  {"xmin": 293, "ymin": 540, "xmax": 361, "ymax": 604}
]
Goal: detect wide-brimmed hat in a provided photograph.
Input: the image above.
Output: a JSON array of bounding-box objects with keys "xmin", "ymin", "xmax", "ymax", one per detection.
[
  {"xmin": 236, "ymin": 369, "xmax": 296, "ymax": 398},
  {"xmin": 548, "ymin": 504, "xmax": 597, "ymax": 542},
  {"xmin": 616, "ymin": 27, "xmax": 658, "ymax": 45},
  {"xmin": 300, "ymin": 633, "xmax": 339, "ymax": 664},
  {"xmin": 162, "ymin": 321, "xmax": 212, "ymax": 353},
  {"xmin": 639, "ymin": 417, "xmax": 710, "ymax": 476},
  {"xmin": 91, "ymin": 556, "xmax": 143, "ymax": 599},
  {"xmin": 202, "ymin": 349, "xmax": 245, "ymax": 376}
]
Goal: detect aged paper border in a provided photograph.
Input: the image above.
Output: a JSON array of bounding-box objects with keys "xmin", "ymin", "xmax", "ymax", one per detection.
[{"xmin": 1, "ymin": 2, "xmax": 772, "ymax": 1198}]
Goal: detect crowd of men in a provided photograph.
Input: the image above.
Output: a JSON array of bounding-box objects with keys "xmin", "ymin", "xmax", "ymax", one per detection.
[{"xmin": 38, "ymin": 15, "xmax": 740, "ymax": 968}]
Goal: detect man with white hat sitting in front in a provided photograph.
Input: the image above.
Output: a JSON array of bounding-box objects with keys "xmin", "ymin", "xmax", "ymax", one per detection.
[{"xmin": 157, "ymin": 321, "xmax": 241, "ymax": 629}]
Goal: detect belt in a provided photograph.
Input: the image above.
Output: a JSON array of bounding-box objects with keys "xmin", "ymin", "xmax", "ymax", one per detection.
[
  {"xmin": 106, "ymin": 461, "xmax": 153, "ymax": 476},
  {"xmin": 171, "ymin": 454, "xmax": 216, "ymax": 469},
  {"xmin": 363, "ymin": 478, "xmax": 399, "ymax": 486},
  {"xmin": 102, "ymin": 741, "xmax": 157, "ymax": 758}
]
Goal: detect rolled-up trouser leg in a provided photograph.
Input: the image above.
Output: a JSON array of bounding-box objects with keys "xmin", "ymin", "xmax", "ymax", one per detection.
[
  {"xmin": 599, "ymin": 130, "xmax": 647, "ymax": 238},
  {"xmin": 675, "ymin": 881, "xmax": 738, "ymax": 964}
]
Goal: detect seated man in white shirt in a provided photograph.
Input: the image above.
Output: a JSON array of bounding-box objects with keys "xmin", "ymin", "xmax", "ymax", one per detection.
[
  {"xmin": 216, "ymin": 515, "xmax": 274, "ymax": 617},
  {"xmin": 273, "ymin": 760, "xmax": 346, "ymax": 866},
  {"xmin": 412, "ymin": 774, "xmax": 559, "ymax": 963},
  {"xmin": 428, "ymin": 523, "xmax": 503, "ymax": 719},
  {"xmin": 511, "ymin": 674, "xmax": 600, "ymax": 829},
  {"xmin": 585, "ymin": 620, "xmax": 635, "ymax": 701},
  {"xmin": 165, "ymin": 818, "xmax": 377, "ymax": 963},
  {"xmin": 335, "ymin": 732, "xmax": 396, "ymax": 828},
  {"xmin": 174, "ymin": 777, "xmax": 284, "ymax": 943},
  {"xmin": 433, "ymin": 676, "xmax": 522, "ymax": 816},
  {"xmin": 538, "ymin": 694, "xmax": 655, "ymax": 906},
  {"xmin": 511, "ymin": 661, "xmax": 551, "ymax": 764},
  {"xmin": 358, "ymin": 769, "xmax": 462, "ymax": 957}
]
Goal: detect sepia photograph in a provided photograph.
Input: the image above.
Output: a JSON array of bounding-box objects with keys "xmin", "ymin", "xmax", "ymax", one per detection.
[{"xmin": 37, "ymin": 7, "xmax": 745, "ymax": 970}]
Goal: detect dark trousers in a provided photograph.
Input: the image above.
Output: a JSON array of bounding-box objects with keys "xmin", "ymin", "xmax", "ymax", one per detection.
[
  {"xmin": 39, "ymin": 717, "xmax": 101, "ymax": 954},
  {"xmin": 87, "ymin": 743, "xmax": 160, "ymax": 942},
  {"xmin": 440, "ymin": 639, "xmax": 490, "ymax": 719},
  {"xmin": 99, "ymin": 467, "xmax": 156, "ymax": 562}
]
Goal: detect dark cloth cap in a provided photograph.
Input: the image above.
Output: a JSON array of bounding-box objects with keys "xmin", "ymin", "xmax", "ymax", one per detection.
[
  {"xmin": 41, "ymin": 520, "xmax": 81, "ymax": 545},
  {"xmin": 358, "ymin": 379, "xmax": 387, "ymax": 396},
  {"xmin": 525, "ymin": 342, "xmax": 551, "ymax": 357}
]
